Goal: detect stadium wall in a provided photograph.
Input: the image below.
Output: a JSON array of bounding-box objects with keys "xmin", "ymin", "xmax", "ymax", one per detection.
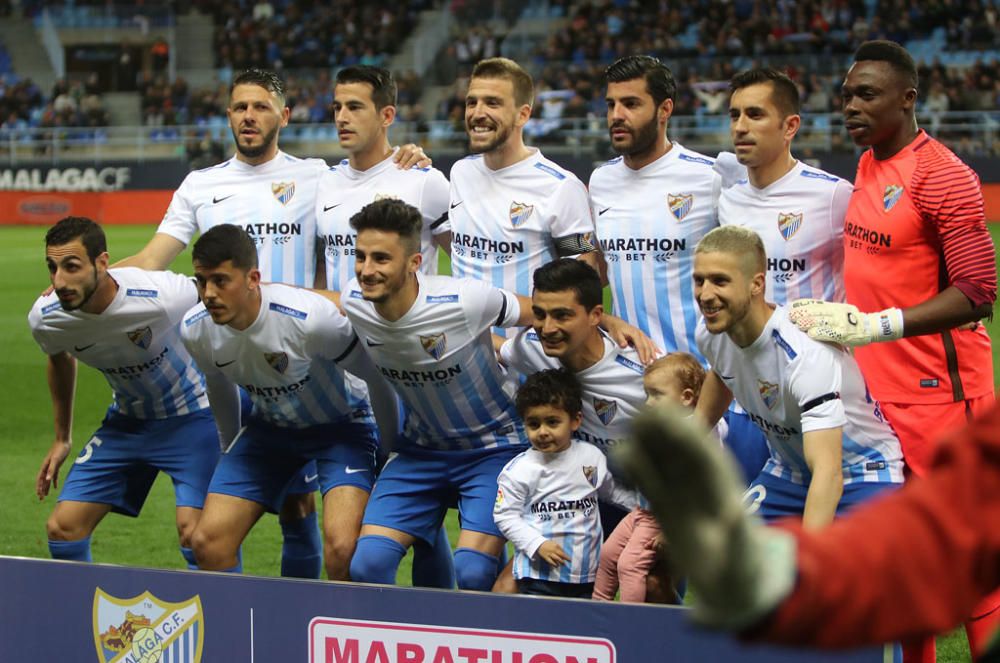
[{"xmin": 0, "ymin": 555, "xmax": 884, "ymax": 662}]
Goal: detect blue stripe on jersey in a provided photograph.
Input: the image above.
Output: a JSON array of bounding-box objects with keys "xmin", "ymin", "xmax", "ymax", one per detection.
[
  {"xmin": 163, "ymin": 347, "xmax": 202, "ymax": 414},
  {"xmin": 404, "ymin": 387, "xmax": 451, "ymax": 442},
  {"xmin": 533, "ymin": 162, "xmax": 566, "ymax": 180},
  {"xmin": 148, "ymin": 353, "xmax": 180, "ymax": 417},
  {"xmin": 578, "ymin": 525, "xmax": 595, "ymax": 582},
  {"xmin": 841, "ymin": 433, "xmax": 891, "ymax": 483},
  {"xmin": 516, "ymin": 255, "xmax": 531, "ymax": 300},
  {"xmin": 185, "ymin": 309, "xmax": 210, "ymax": 326},
  {"xmin": 677, "ymin": 259, "xmax": 701, "ymax": 360},
  {"xmin": 559, "ymin": 533, "xmax": 573, "ymax": 582},
  {"xmin": 800, "ymin": 169, "xmax": 839, "ymax": 183},
  {"xmin": 627, "ymin": 255, "xmax": 653, "ymax": 339},
  {"xmin": 609, "ymin": 259, "xmax": 633, "ymax": 334},
  {"xmin": 678, "ymin": 153, "xmax": 713, "ymax": 166},
  {"xmin": 771, "ymin": 330, "xmax": 797, "ymax": 360},
  {"xmin": 294, "ymin": 232, "xmax": 305, "ymax": 288}
]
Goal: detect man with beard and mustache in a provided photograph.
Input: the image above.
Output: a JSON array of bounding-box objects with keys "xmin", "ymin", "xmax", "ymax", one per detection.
[
  {"xmin": 115, "ymin": 67, "xmax": 430, "ymax": 580},
  {"xmin": 28, "ymin": 216, "xmax": 219, "ymax": 571}
]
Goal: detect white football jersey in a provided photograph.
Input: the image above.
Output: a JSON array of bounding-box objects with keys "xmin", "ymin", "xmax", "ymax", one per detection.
[
  {"xmin": 589, "ymin": 144, "xmax": 721, "ymax": 361},
  {"xmin": 28, "ymin": 268, "xmax": 208, "ymax": 419},
  {"xmin": 180, "ymin": 283, "xmax": 372, "ymax": 429},
  {"xmin": 696, "ymin": 306, "xmax": 904, "ymax": 486},
  {"xmin": 494, "ymin": 441, "xmax": 636, "ymax": 583},
  {"xmin": 342, "ymin": 273, "xmax": 526, "ymax": 451},
  {"xmin": 718, "ymin": 160, "xmax": 851, "ymax": 303},
  {"xmin": 500, "ymin": 329, "xmax": 646, "ymax": 453},
  {"xmin": 158, "ymin": 151, "xmax": 326, "ymax": 287},
  {"xmin": 449, "ymin": 150, "xmax": 595, "ymax": 298},
  {"xmin": 316, "ymin": 152, "xmax": 451, "ymax": 290}
]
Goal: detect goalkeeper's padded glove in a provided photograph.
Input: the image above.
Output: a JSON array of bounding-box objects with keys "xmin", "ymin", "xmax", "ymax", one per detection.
[{"xmin": 788, "ymin": 299, "xmax": 904, "ymax": 347}]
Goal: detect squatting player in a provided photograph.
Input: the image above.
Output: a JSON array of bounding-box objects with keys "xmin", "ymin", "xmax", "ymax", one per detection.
[
  {"xmin": 29, "ymin": 216, "xmax": 218, "ymax": 569},
  {"xmin": 693, "ymin": 226, "xmax": 903, "ymax": 528},
  {"xmin": 181, "ymin": 225, "xmax": 397, "ymax": 579}
]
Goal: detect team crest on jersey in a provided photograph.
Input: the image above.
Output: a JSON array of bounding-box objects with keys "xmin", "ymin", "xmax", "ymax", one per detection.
[
  {"xmin": 593, "ymin": 398, "xmax": 618, "ymax": 425},
  {"xmin": 758, "ymin": 380, "xmax": 779, "ymax": 410},
  {"xmin": 92, "ymin": 588, "xmax": 204, "ymax": 663},
  {"xmin": 667, "ymin": 193, "xmax": 693, "ymax": 221},
  {"xmin": 419, "ymin": 333, "xmax": 447, "ymax": 360},
  {"xmin": 883, "ymin": 184, "xmax": 904, "ymax": 212},
  {"xmin": 265, "ymin": 352, "xmax": 289, "ymax": 374},
  {"xmin": 582, "ymin": 465, "xmax": 597, "ymax": 487},
  {"xmin": 777, "ymin": 212, "xmax": 803, "ymax": 240},
  {"xmin": 127, "ymin": 326, "xmax": 153, "ymax": 350},
  {"xmin": 272, "ymin": 181, "xmax": 295, "ymax": 205},
  {"xmin": 509, "ymin": 201, "xmax": 534, "ymax": 228}
]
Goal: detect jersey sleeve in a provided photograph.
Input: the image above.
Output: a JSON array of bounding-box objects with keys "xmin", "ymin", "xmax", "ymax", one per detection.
[
  {"xmin": 461, "ymin": 278, "xmax": 521, "ymax": 333},
  {"xmin": 493, "ymin": 461, "xmax": 547, "ymax": 559},
  {"xmin": 788, "ymin": 344, "xmax": 847, "ymax": 434},
  {"xmin": 156, "ymin": 176, "xmax": 199, "ymax": 245},
  {"xmin": 550, "ymin": 177, "xmax": 596, "ymax": 239},
  {"xmin": 595, "ymin": 452, "xmax": 639, "ymax": 510},
  {"xmin": 421, "ymin": 168, "xmax": 452, "ymax": 236},
  {"xmin": 306, "ymin": 294, "xmax": 360, "ymax": 362},
  {"xmin": 151, "ymin": 270, "xmax": 200, "ymax": 322},
  {"xmin": 27, "ymin": 304, "xmax": 61, "ymax": 355},
  {"xmin": 179, "ymin": 305, "xmax": 212, "ymax": 365},
  {"xmin": 829, "ymin": 178, "xmax": 852, "ymax": 242}
]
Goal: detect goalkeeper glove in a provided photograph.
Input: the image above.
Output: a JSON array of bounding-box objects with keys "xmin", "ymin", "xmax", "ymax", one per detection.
[{"xmin": 788, "ymin": 299, "xmax": 904, "ymax": 347}]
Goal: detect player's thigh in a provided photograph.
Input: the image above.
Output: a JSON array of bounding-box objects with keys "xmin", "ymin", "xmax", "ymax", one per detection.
[
  {"xmin": 455, "ymin": 529, "xmax": 506, "ymax": 557},
  {"xmin": 321, "ymin": 485, "xmax": 369, "ymax": 542},
  {"xmin": 361, "ymin": 450, "xmax": 450, "ymax": 546},
  {"xmin": 742, "ymin": 473, "xmax": 806, "ymax": 521},
  {"xmin": 452, "ymin": 447, "xmax": 520, "ymax": 542},
  {"xmin": 143, "ymin": 410, "xmax": 221, "ymax": 512},
  {"xmin": 195, "ymin": 493, "xmax": 266, "ymax": 547},
  {"xmin": 48, "ymin": 500, "xmax": 113, "ymax": 540}
]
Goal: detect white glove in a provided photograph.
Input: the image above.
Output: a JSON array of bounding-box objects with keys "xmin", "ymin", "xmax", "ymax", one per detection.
[
  {"xmin": 788, "ymin": 299, "xmax": 904, "ymax": 347},
  {"xmin": 713, "ymin": 151, "xmax": 748, "ymax": 189}
]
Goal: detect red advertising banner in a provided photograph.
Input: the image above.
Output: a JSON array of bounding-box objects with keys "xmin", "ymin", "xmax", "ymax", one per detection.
[{"xmin": 0, "ymin": 191, "xmax": 173, "ymax": 225}]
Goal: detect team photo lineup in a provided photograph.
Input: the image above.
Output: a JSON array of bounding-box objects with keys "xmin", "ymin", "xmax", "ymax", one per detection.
[{"xmin": 25, "ymin": 35, "xmax": 1000, "ymax": 661}]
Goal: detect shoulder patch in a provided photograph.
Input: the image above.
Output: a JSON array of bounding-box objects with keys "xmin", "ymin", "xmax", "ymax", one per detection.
[
  {"xmin": 526, "ymin": 330, "xmax": 540, "ymax": 342},
  {"xmin": 533, "ymin": 162, "xmax": 566, "ymax": 180},
  {"xmin": 771, "ymin": 329, "xmax": 798, "ymax": 360},
  {"xmin": 348, "ymin": 289, "xmax": 365, "ymax": 299},
  {"xmin": 800, "ymin": 170, "xmax": 839, "ymax": 183},
  {"xmin": 615, "ymin": 354, "xmax": 645, "ymax": 374},
  {"xmin": 269, "ymin": 302, "xmax": 308, "ymax": 320},
  {"xmin": 41, "ymin": 301, "xmax": 62, "ymax": 315},
  {"xmin": 679, "ymin": 153, "xmax": 714, "ymax": 166},
  {"xmin": 126, "ymin": 288, "xmax": 158, "ymax": 298},
  {"xmin": 196, "ymin": 161, "xmax": 230, "ymax": 173},
  {"xmin": 460, "ymin": 154, "xmax": 483, "ymax": 161},
  {"xmin": 426, "ymin": 294, "xmax": 459, "ymax": 304},
  {"xmin": 184, "ymin": 309, "xmax": 210, "ymax": 326}
]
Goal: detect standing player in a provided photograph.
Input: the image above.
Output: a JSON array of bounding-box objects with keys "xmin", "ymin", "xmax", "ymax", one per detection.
[
  {"xmin": 589, "ymin": 55, "xmax": 720, "ymax": 360},
  {"xmin": 693, "ymin": 226, "xmax": 903, "ymax": 528},
  {"xmin": 789, "ymin": 40, "xmax": 998, "ymax": 660},
  {"xmin": 342, "ymin": 199, "xmax": 539, "ymax": 591},
  {"xmin": 181, "ymin": 225, "xmax": 397, "ymax": 580},
  {"xmin": 30, "ymin": 216, "xmax": 218, "ymax": 569}
]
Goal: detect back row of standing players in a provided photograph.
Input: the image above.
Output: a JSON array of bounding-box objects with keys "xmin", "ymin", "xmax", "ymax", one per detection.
[{"xmin": 30, "ymin": 40, "xmax": 997, "ymax": 626}]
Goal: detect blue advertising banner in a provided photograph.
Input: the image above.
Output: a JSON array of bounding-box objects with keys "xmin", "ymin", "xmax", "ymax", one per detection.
[{"xmin": 0, "ymin": 555, "xmax": 885, "ymax": 662}]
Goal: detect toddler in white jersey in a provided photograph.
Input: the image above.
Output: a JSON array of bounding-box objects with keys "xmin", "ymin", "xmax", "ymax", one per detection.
[
  {"xmin": 594, "ymin": 353, "xmax": 711, "ymax": 604},
  {"xmin": 494, "ymin": 369, "xmax": 635, "ymax": 598}
]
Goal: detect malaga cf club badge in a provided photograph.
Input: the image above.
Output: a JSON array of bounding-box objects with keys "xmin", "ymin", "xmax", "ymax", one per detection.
[
  {"xmin": 509, "ymin": 201, "xmax": 534, "ymax": 228},
  {"xmin": 667, "ymin": 193, "xmax": 693, "ymax": 221},
  {"xmin": 265, "ymin": 351, "xmax": 289, "ymax": 374},
  {"xmin": 777, "ymin": 212, "xmax": 803, "ymax": 241},
  {"xmin": 582, "ymin": 465, "xmax": 597, "ymax": 487},
  {"xmin": 758, "ymin": 379, "xmax": 779, "ymax": 410},
  {"xmin": 127, "ymin": 326, "xmax": 153, "ymax": 350},
  {"xmin": 93, "ymin": 588, "xmax": 204, "ymax": 663},
  {"xmin": 420, "ymin": 333, "xmax": 447, "ymax": 360},
  {"xmin": 593, "ymin": 398, "xmax": 618, "ymax": 425},
  {"xmin": 883, "ymin": 184, "xmax": 904, "ymax": 212},
  {"xmin": 272, "ymin": 181, "xmax": 295, "ymax": 206}
]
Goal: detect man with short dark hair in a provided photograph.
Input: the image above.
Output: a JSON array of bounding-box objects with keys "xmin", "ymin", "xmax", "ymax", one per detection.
[
  {"xmin": 29, "ymin": 216, "xmax": 219, "ymax": 570},
  {"xmin": 181, "ymin": 224, "xmax": 397, "ymax": 580}
]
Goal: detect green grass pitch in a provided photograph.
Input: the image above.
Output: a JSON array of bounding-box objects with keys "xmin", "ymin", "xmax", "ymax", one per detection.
[{"xmin": 2, "ymin": 224, "xmax": 998, "ymax": 661}]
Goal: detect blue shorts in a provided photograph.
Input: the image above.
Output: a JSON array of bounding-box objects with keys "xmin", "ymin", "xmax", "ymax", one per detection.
[
  {"xmin": 722, "ymin": 409, "xmax": 771, "ymax": 486},
  {"xmin": 208, "ymin": 419, "xmax": 378, "ymax": 513},
  {"xmin": 58, "ymin": 408, "xmax": 220, "ymax": 516},
  {"xmin": 238, "ymin": 388, "xmax": 318, "ymax": 496},
  {"xmin": 363, "ymin": 445, "xmax": 523, "ymax": 545},
  {"xmin": 743, "ymin": 471, "xmax": 900, "ymax": 521}
]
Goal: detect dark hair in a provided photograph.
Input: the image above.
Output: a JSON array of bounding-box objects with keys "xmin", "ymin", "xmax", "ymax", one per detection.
[
  {"xmin": 349, "ymin": 198, "xmax": 422, "ymax": 255},
  {"xmin": 532, "ymin": 258, "xmax": 602, "ymax": 310},
  {"xmin": 471, "ymin": 57, "xmax": 534, "ymax": 107},
  {"xmin": 192, "ymin": 224, "xmax": 258, "ymax": 270},
  {"xmin": 231, "ymin": 67, "xmax": 286, "ymax": 105},
  {"xmin": 336, "ymin": 65, "xmax": 397, "ymax": 109},
  {"xmin": 729, "ymin": 67, "xmax": 800, "ymax": 117},
  {"xmin": 45, "ymin": 216, "xmax": 107, "ymax": 263},
  {"xmin": 605, "ymin": 55, "xmax": 676, "ymax": 107},
  {"xmin": 515, "ymin": 368, "xmax": 583, "ymax": 417},
  {"xmin": 853, "ymin": 40, "xmax": 918, "ymax": 89}
]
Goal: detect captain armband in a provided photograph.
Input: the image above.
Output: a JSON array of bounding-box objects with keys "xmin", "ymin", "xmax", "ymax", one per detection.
[{"xmin": 554, "ymin": 232, "xmax": 596, "ymax": 257}]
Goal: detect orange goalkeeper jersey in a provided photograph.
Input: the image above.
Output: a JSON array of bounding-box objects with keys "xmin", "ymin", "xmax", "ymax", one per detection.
[{"xmin": 844, "ymin": 131, "xmax": 996, "ymax": 404}]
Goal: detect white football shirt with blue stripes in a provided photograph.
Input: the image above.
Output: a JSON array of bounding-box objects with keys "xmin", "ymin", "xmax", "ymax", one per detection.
[
  {"xmin": 180, "ymin": 283, "xmax": 372, "ymax": 430},
  {"xmin": 158, "ymin": 151, "xmax": 326, "ymax": 287},
  {"xmin": 500, "ymin": 328, "xmax": 646, "ymax": 453},
  {"xmin": 315, "ymin": 152, "xmax": 451, "ymax": 291},
  {"xmin": 449, "ymin": 149, "xmax": 595, "ymax": 302},
  {"xmin": 718, "ymin": 160, "xmax": 851, "ymax": 304},
  {"xmin": 589, "ymin": 144, "xmax": 721, "ymax": 361},
  {"xmin": 342, "ymin": 273, "xmax": 527, "ymax": 451},
  {"xmin": 494, "ymin": 441, "xmax": 636, "ymax": 583},
  {"xmin": 696, "ymin": 306, "xmax": 904, "ymax": 486},
  {"xmin": 28, "ymin": 268, "xmax": 209, "ymax": 420}
]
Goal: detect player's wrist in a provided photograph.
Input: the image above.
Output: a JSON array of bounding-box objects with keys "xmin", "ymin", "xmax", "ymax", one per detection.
[{"xmin": 864, "ymin": 307, "xmax": 904, "ymax": 343}]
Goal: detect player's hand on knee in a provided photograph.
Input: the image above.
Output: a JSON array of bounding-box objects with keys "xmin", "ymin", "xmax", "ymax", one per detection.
[
  {"xmin": 36, "ymin": 439, "xmax": 71, "ymax": 500},
  {"xmin": 394, "ymin": 144, "xmax": 432, "ymax": 170},
  {"xmin": 535, "ymin": 540, "xmax": 570, "ymax": 567}
]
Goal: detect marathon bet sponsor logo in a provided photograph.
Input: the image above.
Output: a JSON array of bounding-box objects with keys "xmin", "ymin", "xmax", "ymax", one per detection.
[{"xmin": 93, "ymin": 588, "xmax": 203, "ymax": 663}]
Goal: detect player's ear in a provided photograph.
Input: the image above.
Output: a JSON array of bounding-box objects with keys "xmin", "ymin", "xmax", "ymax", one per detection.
[
  {"xmin": 784, "ymin": 113, "xmax": 801, "ymax": 142},
  {"xmin": 902, "ymin": 86, "xmax": 918, "ymax": 111},
  {"xmin": 279, "ymin": 104, "xmax": 290, "ymax": 127},
  {"xmin": 680, "ymin": 387, "xmax": 696, "ymax": 408},
  {"xmin": 659, "ymin": 97, "xmax": 674, "ymax": 125},
  {"xmin": 588, "ymin": 303, "xmax": 603, "ymax": 326},
  {"xmin": 247, "ymin": 267, "xmax": 262, "ymax": 290},
  {"xmin": 515, "ymin": 102, "xmax": 532, "ymax": 128},
  {"xmin": 381, "ymin": 104, "xmax": 396, "ymax": 128},
  {"xmin": 408, "ymin": 251, "xmax": 422, "ymax": 274},
  {"xmin": 94, "ymin": 251, "xmax": 110, "ymax": 271},
  {"xmin": 750, "ymin": 272, "xmax": 766, "ymax": 297},
  {"xmin": 570, "ymin": 410, "xmax": 583, "ymax": 431}
]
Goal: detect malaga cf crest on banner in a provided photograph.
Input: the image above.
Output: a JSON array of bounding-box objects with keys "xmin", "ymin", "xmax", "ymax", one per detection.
[
  {"xmin": 667, "ymin": 193, "xmax": 693, "ymax": 221},
  {"xmin": 420, "ymin": 333, "xmax": 447, "ymax": 360},
  {"xmin": 593, "ymin": 398, "xmax": 618, "ymax": 425},
  {"xmin": 93, "ymin": 588, "xmax": 204, "ymax": 663},
  {"xmin": 265, "ymin": 351, "xmax": 289, "ymax": 374},
  {"xmin": 509, "ymin": 201, "xmax": 534, "ymax": 228},
  {"xmin": 272, "ymin": 181, "xmax": 295, "ymax": 206},
  {"xmin": 757, "ymin": 379, "xmax": 779, "ymax": 410},
  {"xmin": 883, "ymin": 184, "xmax": 904, "ymax": 212},
  {"xmin": 777, "ymin": 212, "xmax": 803, "ymax": 241},
  {"xmin": 127, "ymin": 326, "xmax": 153, "ymax": 350}
]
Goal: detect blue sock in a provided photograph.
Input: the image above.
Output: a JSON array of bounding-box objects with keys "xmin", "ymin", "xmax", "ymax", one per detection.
[
  {"xmin": 454, "ymin": 547, "xmax": 499, "ymax": 591},
  {"xmin": 180, "ymin": 546, "xmax": 198, "ymax": 570},
  {"xmin": 350, "ymin": 535, "xmax": 406, "ymax": 585},
  {"xmin": 48, "ymin": 537, "xmax": 92, "ymax": 562},
  {"xmin": 411, "ymin": 525, "xmax": 455, "ymax": 589},
  {"xmin": 280, "ymin": 511, "xmax": 322, "ymax": 579}
]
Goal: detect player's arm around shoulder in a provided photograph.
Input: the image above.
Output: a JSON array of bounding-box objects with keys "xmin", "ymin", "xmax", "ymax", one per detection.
[{"xmin": 36, "ymin": 350, "xmax": 77, "ymax": 500}]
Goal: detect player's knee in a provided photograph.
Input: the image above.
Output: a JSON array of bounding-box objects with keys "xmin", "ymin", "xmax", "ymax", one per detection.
[
  {"xmin": 454, "ymin": 547, "xmax": 498, "ymax": 592},
  {"xmin": 190, "ymin": 525, "xmax": 232, "ymax": 569},
  {"xmin": 279, "ymin": 492, "xmax": 316, "ymax": 523},
  {"xmin": 176, "ymin": 517, "xmax": 199, "ymax": 549},
  {"xmin": 323, "ymin": 535, "xmax": 357, "ymax": 581},
  {"xmin": 46, "ymin": 511, "xmax": 89, "ymax": 542},
  {"xmin": 349, "ymin": 535, "xmax": 406, "ymax": 585}
]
